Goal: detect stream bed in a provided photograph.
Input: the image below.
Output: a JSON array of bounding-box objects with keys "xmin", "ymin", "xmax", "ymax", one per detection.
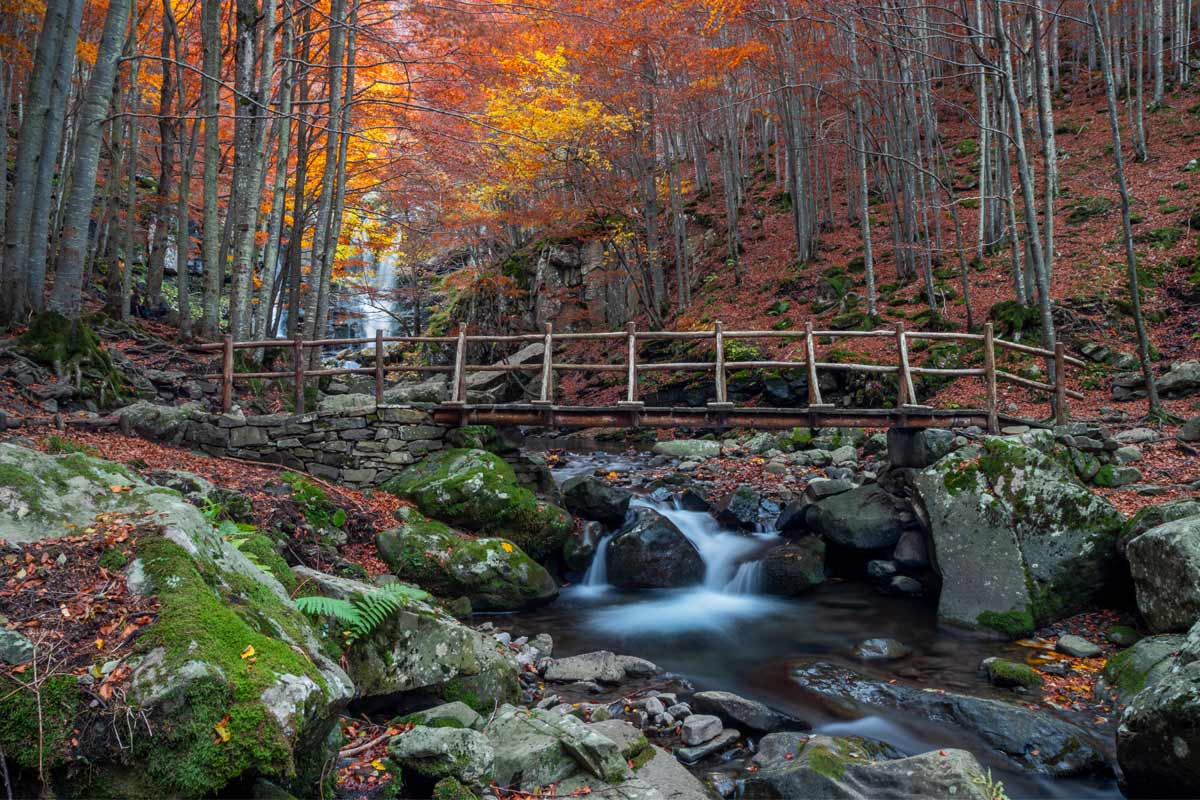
[{"xmin": 495, "ymin": 446, "xmax": 1123, "ymax": 799}]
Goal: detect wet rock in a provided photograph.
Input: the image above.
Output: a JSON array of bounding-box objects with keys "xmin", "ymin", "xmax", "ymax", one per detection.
[
  {"xmin": 775, "ymin": 500, "xmax": 810, "ymax": 533},
  {"xmin": 1117, "ymin": 661, "xmax": 1200, "ymax": 797},
  {"xmin": 564, "ymin": 520, "xmax": 605, "ymax": 572},
  {"xmin": 808, "ymin": 484, "xmax": 909, "ymax": 551},
  {"xmin": 804, "ymin": 477, "xmax": 854, "ymax": 501},
  {"xmin": 760, "ymin": 538, "xmax": 826, "ymax": 596},
  {"xmin": 792, "ymin": 661, "xmax": 1109, "ymax": 776},
  {"xmin": 892, "ymin": 529, "xmax": 929, "ymax": 570},
  {"xmin": 715, "ymin": 484, "xmax": 761, "ymax": 530},
  {"xmin": 866, "ymin": 560, "xmax": 897, "ymax": 580},
  {"xmin": 544, "ymin": 651, "xmax": 625, "ymax": 684},
  {"xmin": 1127, "ymin": 514, "xmax": 1200, "ymax": 631},
  {"xmin": 889, "ymin": 575, "xmax": 923, "ymax": 594},
  {"xmin": 982, "ymin": 658, "xmax": 1043, "ymax": 689},
  {"xmin": 690, "ymin": 690, "xmax": 788, "ymax": 732},
  {"xmin": 678, "ymin": 488, "xmax": 710, "ymax": 512},
  {"xmin": 852, "ymin": 638, "xmax": 912, "ymax": 661},
  {"xmin": 707, "ymin": 771, "xmax": 737, "ymax": 798},
  {"xmin": 652, "ymin": 440, "xmax": 721, "ymax": 460},
  {"xmin": 561, "ymin": 475, "xmax": 632, "ymax": 526},
  {"xmin": 913, "ymin": 433, "xmax": 1125, "ymax": 638},
  {"xmin": 1100, "ymin": 634, "xmax": 1185, "ymax": 704},
  {"xmin": 744, "ymin": 732, "xmax": 993, "ymax": 800},
  {"xmin": 674, "ymin": 729, "xmax": 740, "ymax": 764},
  {"xmin": 614, "ymin": 654, "xmax": 659, "ymax": 678},
  {"xmin": 607, "ymin": 508, "xmax": 705, "ymax": 589},
  {"xmin": 1056, "ymin": 635, "xmax": 1102, "ymax": 658},
  {"xmin": 680, "ymin": 714, "xmax": 723, "ymax": 746}
]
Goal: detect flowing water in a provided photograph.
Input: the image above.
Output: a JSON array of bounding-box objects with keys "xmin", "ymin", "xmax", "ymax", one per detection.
[{"xmin": 499, "ymin": 448, "xmax": 1122, "ymax": 799}]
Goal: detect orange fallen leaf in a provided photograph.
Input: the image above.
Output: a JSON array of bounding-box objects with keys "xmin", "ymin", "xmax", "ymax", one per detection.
[{"xmin": 214, "ymin": 715, "xmax": 231, "ymax": 743}]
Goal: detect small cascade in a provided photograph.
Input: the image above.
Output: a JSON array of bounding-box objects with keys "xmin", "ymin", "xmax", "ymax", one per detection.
[
  {"xmin": 633, "ymin": 497, "xmax": 769, "ymax": 590},
  {"xmin": 725, "ymin": 560, "xmax": 764, "ymax": 594},
  {"xmin": 581, "ymin": 534, "xmax": 615, "ymax": 589}
]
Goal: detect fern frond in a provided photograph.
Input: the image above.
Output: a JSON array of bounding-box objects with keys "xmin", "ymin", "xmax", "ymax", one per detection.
[{"xmin": 294, "ymin": 595, "xmax": 361, "ymax": 629}]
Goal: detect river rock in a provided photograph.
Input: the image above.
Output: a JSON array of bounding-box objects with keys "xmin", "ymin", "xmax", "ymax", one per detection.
[
  {"xmin": 1127, "ymin": 514, "xmax": 1200, "ymax": 631},
  {"xmin": 543, "ymin": 650, "xmax": 654, "ymax": 684},
  {"xmin": 1120, "ymin": 499, "xmax": 1200, "ymax": 556},
  {"xmin": 582, "ymin": 719, "xmax": 713, "ymax": 799},
  {"xmin": 1099, "ymin": 634, "xmax": 1185, "ymax": 704},
  {"xmin": 380, "ymin": 448, "xmax": 571, "ymax": 562},
  {"xmin": 852, "ymin": 638, "xmax": 913, "ymax": 661},
  {"xmin": 892, "ymin": 529, "xmax": 929, "ymax": 569},
  {"xmin": 775, "ymin": 499, "xmax": 810, "ymax": 533},
  {"xmin": 564, "ymin": 520, "xmax": 605, "ymax": 572},
  {"xmin": 715, "ymin": 484, "xmax": 761, "ymax": 529},
  {"xmin": 982, "ymin": 658, "xmax": 1043, "ymax": 689},
  {"xmin": 607, "ymin": 507, "xmax": 705, "ymax": 589},
  {"xmin": 674, "ymin": 729, "xmax": 740, "ymax": 764},
  {"xmin": 561, "ymin": 475, "xmax": 632, "ymax": 526},
  {"xmin": 690, "ymin": 690, "xmax": 787, "ymax": 732},
  {"xmin": 680, "ymin": 714, "xmax": 723, "ymax": 746},
  {"xmin": 1157, "ymin": 359, "xmax": 1200, "ymax": 397},
  {"xmin": 0, "ymin": 629, "xmax": 34, "ymax": 665},
  {"xmin": 913, "ymin": 432, "xmax": 1125, "ymax": 638},
  {"xmin": 293, "ymin": 566, "xmax": 519, "ymax": 708},
  {"xmin": 1116, "ymin": 660, "xmax": 1200, "ymax": 797},
  {"xmin": 744, "ymin": 732, "xmax": 993, "ymax": 800},
  {"xmin": 652, "ymin": 439, "xmax": 721, "ymax": 460},
  {"xmin": 389, "ymin": 726, "xmax": 495, "ymax": 786},
  {"xmin": 376, "ymin": 507, "xmax": 558, "ymax": 611},
  {"xmin": 481, "ymin": 705, "xmax": 629, "ymax": 790},
  {"xmin": 760, "ymin": 538, "xmax": 826, "ymax": 595},
  {"xmin": 1056, "ymin": 635, "xmax": 1102, "ymax": 658},
  {"xmin": 808, "ymin": 483, "xmax": 909, "ymax": 551},
  {"xmin": 403, "ymin": 701, "xmax": 484, "ymax": 730},
  {"xmin": 792, "ymin": 661, "xmax": 1109, "ymax": 776}
]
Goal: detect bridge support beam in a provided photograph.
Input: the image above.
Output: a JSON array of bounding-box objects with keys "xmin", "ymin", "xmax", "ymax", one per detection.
[{"xmin": 886, "ymin": 426, "xmax": 958, "ymax": 469}]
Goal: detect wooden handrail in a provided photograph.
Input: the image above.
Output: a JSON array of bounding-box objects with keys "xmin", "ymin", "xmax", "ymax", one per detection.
[{"xmin": 201, "ymin": 322, "xmax": 1084, "ymax": 429}]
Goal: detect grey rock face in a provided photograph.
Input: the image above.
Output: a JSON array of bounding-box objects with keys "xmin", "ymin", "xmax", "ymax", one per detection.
[
  {"xmin": 808, "ymin": 484, "xmax": 909, "ymax": 551},
  {"xmin": 690, "ymin": 690, "xmax": 787, "ymax": 732},
  {"xmin": 607, "ymin": 508, "xmax": 705, "ymax": 589},
  {"xmin": 561, "ymin": 475, "xmax": 632, "ymax": 526},
  {"xmin": 1127, "ymin": 514, "xmax": 1200, "ymax": 632}
]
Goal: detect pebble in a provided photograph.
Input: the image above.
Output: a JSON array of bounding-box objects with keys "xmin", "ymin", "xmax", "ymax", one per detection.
[
  {"xmin": 890, "ymin": 576, "xmax": 924, "ymax": 595},
  {"xmin": 852, "ymin": 638, "xmax": 913, "ymax": 661},
  {"xmin": 644, "ymin": 697, "xmax": 665, "ymax": 716},
  {"xmin": 666, "ymin": 702, "xmax": 692, "ymax": 719}
]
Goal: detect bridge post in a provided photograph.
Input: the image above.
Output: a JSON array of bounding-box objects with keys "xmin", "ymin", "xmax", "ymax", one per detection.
[
  {"xmin": 804, "ymin": 321, "xmax": 830, "ymax": 408},
  {"xmin": 535, "ymin": 322, "xmax": 554, "ymax": 405},
  {"xmin": 708, "ymin": 321, "xmax": 733, "ymax": 410},
  {"xmin": 983, "ymin": 323, "xmax": 999, "ymax": 433},
  {"xmin": 221, "ymin": 334, "xmax": 234, "ymax": 412},
  {"xmin": 449, "ymin": 329, "xmax": 467, "ymax": 404},
  {"xmin": 895, "ymin": 321, "xmax": 919, "ymax": 408},
  {"xmin": 374, "ymin": 330, "xmax": 385, "ymax": 406},
  {"xmin": 1054, "ymin": 341, "xmax": 1069, "ymax": 424},
  {"xmin": 618, "ymin": 321, "xmax": 643, "ymax": 408},
  {"xmin": 293, "ymin": 337, "xmax": 305, "ymax": 414}
]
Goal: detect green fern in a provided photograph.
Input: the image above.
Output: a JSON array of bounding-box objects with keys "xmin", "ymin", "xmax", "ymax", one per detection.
[
  {"xmin": 295, "ymin": 583, "xmax": 430, "ymax": 646},
  {"xmin": 218, "ymin": 520, "xmax": 267, "ymax": 569}
]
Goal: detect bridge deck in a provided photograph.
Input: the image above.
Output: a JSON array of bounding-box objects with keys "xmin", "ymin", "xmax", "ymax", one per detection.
[{"xmin": 432, "ymin": 403, "xmax": 1000, "ymax": 430}]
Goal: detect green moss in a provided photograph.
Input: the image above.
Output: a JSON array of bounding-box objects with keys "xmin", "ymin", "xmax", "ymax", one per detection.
[
  {"xmin": 99, "ymin": 547, "xmax": 129, "ymax": 571},
  {"xmin": 807, "ymin": 745, "xmax": 848, "ymax": 779},
  {"xmin": 977, "ymin": 608, "xmax": 1036, "ymax": 639},
  {"xmin": 19, "ymin": 312, "xmax": 128, "ymax": 408},
  {"xmin": 279, "ymin": 473, "xmax": 346, "ymax": 530},
  {"xmin": 1093, "ymin": 463, "xmax": 1117, "ymax": 487},
  {"xmin": 235, "ymin": 534, "xmax": 298, "ymax": 594},
  {"xmin": 1066, "ymin": 196, "xmax": 1111, "ymax": 224},
  {"xmin": 0, "ymin": 462, "xmax": 49, "ymax": 513},
  {"xmin": 0, "ymin": 674, "xmax": 80, "ymax": 770},
  {"xmin": 1103, "ymin": 648, "xmax": 1150, "ymax": 696},
  {"xmin": 439, "ymin": 678, "xmax": 484, "ymax": 713},
  {"xmin": 44, "ymin": 435, "xmax": 99, "ymax": 457},
  {"xmin": 627, "ymin": 742, "xmax": 655, "ymax": 771},
  {"xmin": 433, "ymin": 777, "xmax": 476, "ymax": 800},
  {"xmin": 132, "ymin": 536, "xmax": 327, "ymax": 796},
  {"xmin": 984, "ymin": 658, "xmax": 1043, "ymax": 689}
]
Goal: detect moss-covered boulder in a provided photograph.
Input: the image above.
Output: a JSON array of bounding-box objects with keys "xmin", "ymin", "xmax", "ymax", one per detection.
[
  {"xmin": 375, "ymin": 507, "xmax": 558, "ymax": 611},
  {"xmin": 1118, "ymin": 498, "xmax": 1200, "ymax": 557},
  {"xmin": 481, "ymin": 705, "xmax": 630, "ymax": 791},
  {"xmin": 381, "ymin": 449, "xmax": 571, "ymax": 562},
  {"xmin": 1100, "ymin": 635, "xmax": 1185, "ymax": 704},
  {"xmin": 743, "ymin": 733, "xmax": 992, "ymax": 799},
  {"xmin": 1116, "ymin": 660, "xmax": 1200, "ymax": 797},
  {"xmin": 913, "ymin": 432, "xmax": 1125, "ymax": 638},
  {"xmin": 0, "ymin": 444, "xmax": 354, "ymax": 798},
  {"xmin": 389, "ymin": 726, "xmax": 495, "ymax": 788},
  {"xmin": 982, "ymin": 657, "xmax": 1044, "ymax": 690},
  {"xmin": 291, "ymin": 566, "xmax": 519, "ymax": 710},
  {"xmin": 1126, "ymin": 514, "xmax": 1200, "ymax": 632}
]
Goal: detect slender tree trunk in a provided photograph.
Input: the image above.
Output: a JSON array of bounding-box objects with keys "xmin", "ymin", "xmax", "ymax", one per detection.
[
  {"xmin": 47, "ymin": 0, "xmax": 134, "ymax": 318},
  {"xmin": 848, "ymin": 14, "xmax": 876, "ymax": 318},
  {"xmin": 1032, "ymin": 0, "xmax": 1057, "ymax": 268},
  {"xmin": 1153, "ymin": 0, "xmax": 1165, "ymax": 102},
  {"xmin": 199, "ymin": 0, "xmax": 222, "ymax": 337},
  {"xmin": 1134, "ymin": 0, "xmax": 1149, "ymax": 159},
  {"xmin": 256, "ymin": 0, "xmax": 294, "ymax": 341},
  {"xmin": 1088, "ymin": 0, "xmax": 1161, "ymax": 414},
  {"xmin": 145, "ymin": 0, "xmax": 178, "ymax": 312}
]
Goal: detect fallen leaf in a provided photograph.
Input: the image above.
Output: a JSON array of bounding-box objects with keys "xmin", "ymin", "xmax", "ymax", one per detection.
[
  {"xmin": 241, "ymin": 645, "xmax": 256, "ymax": 660},
  {"xmin": 214, "ymin": 715, "xmax": 231, "ymax": 743}
]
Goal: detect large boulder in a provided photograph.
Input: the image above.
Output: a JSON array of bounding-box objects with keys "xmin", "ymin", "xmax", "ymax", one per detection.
[
  {"xmin": 561, "ymin": 475, "xmax": 632, "ymax": 526},
  {"xmin": 563, "ymin": 520, "xmax": 605, "ymax": 572},
  {"xmin": 715, "ymin": 484, "xmax": 761, "ymax": 530},
  {"xmin": 388, "ymin": 726, "xmax": 495, "ymax": 787},
  {"xmin": 913, "ymin": 433, "xmax": 1125, "ymax": 638},
  {"xmin": 483, "ymin": 705, "xmax": 630, "ymax": 790},
  {"xmin": 292, "ymin": 566, "xmax": 520, "ymax": 711},
  {"xmin": 760, "ymin": 538, "xmax": 826, "ymax": 595},
  {"xmin": 744, "ymin": 732, "xmax": 993, "ymax": 799},
  {"xmin": 792, "ymin": 661, "xmax": 1109, "ymax": 776},
  {"xmin": 808, "ymin": 484, "xmax": 909, "ymax": 551},
  {"xmin": 1099, "ymin": 634, "xmax": 1186, "ymax": 705},
  {"xmin": 651, "ymin": 439, "xmax": 720, "ymax": 460},
  {"xmin": 1119, "ymin": 499, "xmax": 1200, "ymax": 557},
  {"xmin": 1116, "ymin": 660, "xmax": 1200, "ymax": 797},
  {"xmin": 375, "ymin": 507, "xmax": 558, "ymax": 611},
  {"xmin": 0, "ymin": 444, "xmax": 353, "ymax": 797},
  {"xmin": 1157, "ymin": 359, "xmax": 1200, "ymax": 397},
  {"xmin": 381, "ymin": 448, "xmax": 571, "ymax": 562},
  {"xmin": 1126, "ymin": 515, "xmax": 1200, "ymax": 632},
  {"xmin": 606, "ymin": 508, "xmax": 704, "ymax": 589},
  {"xmin": 690, "ymin": 690, "xmax": 788, "ymax": 732}
]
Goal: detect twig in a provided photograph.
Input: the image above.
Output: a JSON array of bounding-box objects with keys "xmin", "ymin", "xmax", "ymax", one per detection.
[
  {"xmin": 0, "ymin": 743, "xmax": 12, "ymax": 800},
  {"xmin": 337, "ymin": 731, "xmax": 391, "ymax": 759}
]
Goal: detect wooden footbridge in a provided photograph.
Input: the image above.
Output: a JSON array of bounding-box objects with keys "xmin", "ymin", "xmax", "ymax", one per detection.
[{"xmin": 200, "ymin": 321, "xmax": 1086, "ymax": 433}]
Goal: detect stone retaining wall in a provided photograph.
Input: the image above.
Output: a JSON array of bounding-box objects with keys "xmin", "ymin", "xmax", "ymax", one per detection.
[{"xmin": 117, "ymin": 397, "xmax": 449, "ymax": 488}]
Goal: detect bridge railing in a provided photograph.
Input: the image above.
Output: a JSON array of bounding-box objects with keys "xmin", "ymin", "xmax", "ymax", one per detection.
[{"xmin": 197, "ymin": 322, "xmax": 1085, "ymax": 430}]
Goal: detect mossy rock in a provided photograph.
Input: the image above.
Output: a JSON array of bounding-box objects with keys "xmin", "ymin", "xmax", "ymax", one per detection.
[
  {"xmin": 1101, "ymin": 635, "xmax": 1185, "ymax": 704},
  {"xmin": 18, "ymin": 312, "xmax": 129, "ymax": 408},
  {"xmin": 380, "ymin": 449, "xmax": 571, "ymax": 562},
  {"xmin": 0, "ymin": 674, "xmax": 80, "ymax": 772},
  {"xmin": 914, "ymin": 432, "xmax": 1125, "ymax": 637},
  {"xmin": 433, "ymin": 777, "xmax": 478, "ymax": 800},
  {"xmin": 982, "ymin": 657, "xmax": 1044, "ymax": 689},
  {"xmin": 375, "ymin": 507, "xmax": 558, "ymax": 611}
]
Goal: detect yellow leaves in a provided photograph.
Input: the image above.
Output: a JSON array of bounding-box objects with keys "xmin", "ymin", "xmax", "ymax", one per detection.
[
  {"xmin": 371, "ymin": 759, "xmax": 386, "ymax": 771},
  {"xmin": 501, "ymin": 542, "xmax": 514, "ymax": 553},
  {"xmin": 240, "ymin": 645, "xmax": 256, "ymax": 661},
  {"xmin": 214, "ymin": 715, "xmax": 231, "ymax": 743},
  {"xmin": 95, "ymin": 638, "xmax": 104, "ymax": 650}
]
